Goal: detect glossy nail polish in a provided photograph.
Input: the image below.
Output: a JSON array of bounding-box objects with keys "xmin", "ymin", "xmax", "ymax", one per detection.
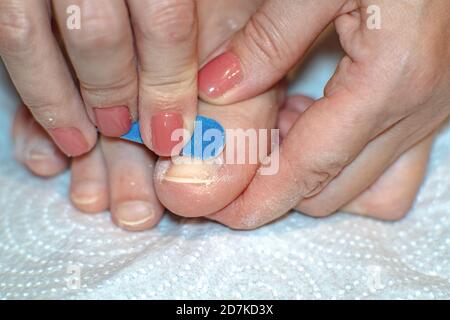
[
  {"xmin": 151, "ymin": 112, "xmax": 184, "ymax": 157},
  {"xmin": 94, "ymin": 106, "xmax": 131, "ymax": 137},
  {"xmin": 50, "ymin": 127, "xmax": 89, "ymax": 157},
  {"xmin": 198, "ymin": 52, "xmax": 243, "ymax": 99}
]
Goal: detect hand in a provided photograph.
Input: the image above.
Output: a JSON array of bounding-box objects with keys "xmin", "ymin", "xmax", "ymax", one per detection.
[
  {"xmin": 202, "ymin": 0, "xmax": 450, "ymax": 228},
  {"xmin": 9, "ymin": 0, "xmax": 269, "ymax": 231},
  {"xmin": 0, "ymin": 0, "xmax": 199, "ymax": 157}
]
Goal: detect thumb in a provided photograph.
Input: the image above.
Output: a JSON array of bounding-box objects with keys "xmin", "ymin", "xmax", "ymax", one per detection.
[{"xmin": 198, "ymin": 0, "xmax": 346, "ymax": 105}]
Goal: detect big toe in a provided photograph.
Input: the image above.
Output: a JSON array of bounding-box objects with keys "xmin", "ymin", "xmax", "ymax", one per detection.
[{"xmin": 154, "ymin": 89, "xmax": 280, "ymax": 217}]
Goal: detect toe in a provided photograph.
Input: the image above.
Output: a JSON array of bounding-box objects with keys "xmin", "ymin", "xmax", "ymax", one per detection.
[
  {"xmin": 101, "ymin": 137, "xmax": 164, "ymax": 231},
  {"xmin": 70, "ymin": 144, "xmax": 109, "ymax": 213},
  {"xmin": 342, "ymin": 135, "xmax": 433, "ymax": 220},
  {"xmin": 154, "ymin": 89, "xmax": 280, "ymax": 217},
  {"xmin": 13, "ymin": 107, "xmax": 69, "ymax": 177}
]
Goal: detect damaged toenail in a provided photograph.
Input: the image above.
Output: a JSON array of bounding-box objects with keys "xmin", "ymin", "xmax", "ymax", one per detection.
[
  {"xmin": 27, "ymin": 143, "xmax": 56, "ymax": 161},
  {"xmin": 163, "ymin": 157, "xmax": 221, "ymax": 184},
  {"xmin": 115, "ymin": 201, "xmax": 155, "ymax": 227},
  {"xmin": 71, "ymin": 181, "xmax": 102, "ymax": 206},
  {"xmin": 121, "ymin": 116, "xmax": 225, "ymax": 160}
]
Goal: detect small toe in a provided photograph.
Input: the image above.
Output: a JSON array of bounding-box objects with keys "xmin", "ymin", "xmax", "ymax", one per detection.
[
  {"xmin": 101, "ymin": 137, "xmax": 164, "ymax": 231},
  {"xmin": 70, "ymin": 144, "xmax": 109, "ymax": 213}
]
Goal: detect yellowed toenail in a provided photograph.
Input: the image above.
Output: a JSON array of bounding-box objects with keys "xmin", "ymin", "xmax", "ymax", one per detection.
[
  {"xmin": 71, "ymin": 194, "xmax": 99, "ymax": 205},
  {"xmin": 115, "ymin": 201, "xmax": 155, "ymax": 227},
  {"xmin": 27, "ymin": 144, "xmax": 55, "ymax": 161},
  {"xmin": 71, "ymin": 181, "xmax": 102, "ymax": 205},
  {"xmin": 163, "ymin": 157, "xmax": 220, "ymax": 184}
]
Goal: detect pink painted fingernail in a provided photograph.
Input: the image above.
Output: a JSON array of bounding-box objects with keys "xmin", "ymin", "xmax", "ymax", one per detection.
[
  {"xmin": 151, "ymin": 112, "xmax": 184, "ymax": 157},
  {"xmin": 50, "ymin": 127, "xmax": 89, "ymax": 157},
  {"xmin": 94, "ymin": 106, "xmax": 131, "ymax": 137},
  {"xmin": 198, "ymin": 52, "xmax": 243, "ymax": 99}
]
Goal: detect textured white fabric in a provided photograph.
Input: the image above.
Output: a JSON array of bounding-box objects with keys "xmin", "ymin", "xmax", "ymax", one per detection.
[{"xmin": 1, "ymin": 34, "xmax": 449, "ymax": 299}]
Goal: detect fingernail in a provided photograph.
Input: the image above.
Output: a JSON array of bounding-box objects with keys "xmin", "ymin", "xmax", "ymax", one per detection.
[
  {"xmin": 164, "ymin": 157, "xmax": 221, "ymax": 184},
  {"xmin": 94, "ymin": 106, "xmax": 131, "ymax": 137},
  {"xmin": 115, "ymin": 201, "xmax": 155, "ymax": 228},
  {"xmin": 151, "ymin": 112, "xmax": 184, "ymax": 157},
  {"xmin": 198, "ymin": 52, "xmax": 243, "ymax": 99},
  {"xmin": 71, "ymin": 181, "xmax": 103, "ymax": 206},
  {"xmin": 50, "ymin": 127, "xmax": 89, "ymax": 157}
]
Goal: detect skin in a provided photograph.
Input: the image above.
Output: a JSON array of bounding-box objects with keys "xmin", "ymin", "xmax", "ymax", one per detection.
[
  {"xmin": 12, "ymin": 92, "xmax": 432, "ymax": 230},
  {"xmin": 9, "ymin": 0, "xmax": 441, "ymax": 230},
  {"xmin": 198, "ymin": 0, "xmax": 450, "ymax": 229},
  {"xmin": 11, "ymin": 0, "xmax": 267, "ymax": 230},
  {"xmin": 0, "ymin": 0, "xmax": 200, "ymax": 156}
]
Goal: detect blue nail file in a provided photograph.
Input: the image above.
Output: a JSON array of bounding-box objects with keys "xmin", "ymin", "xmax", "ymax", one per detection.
[
  {"xmin": 121, "ymin": 121, "xmax": 143, "ymax": 144},
  {"xmin": 121, "ymin": 116, "xmax": 225, "ymax": 160}
]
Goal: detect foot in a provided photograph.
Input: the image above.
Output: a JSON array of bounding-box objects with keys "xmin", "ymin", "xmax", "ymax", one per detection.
[
  {"xmin": 12, "ymin": 106, "xmax": 69, "ymax": 177},
  {"xmin": 154, "ymin": 88, "xmax": 281, "ymax": 217},
  {"xmin": 278, "ymin": 95, "xmax": 433, "ymax": 221},
  {"xmin": 13, "ymin": 107, "xmax": 164, "ymax": 231}
]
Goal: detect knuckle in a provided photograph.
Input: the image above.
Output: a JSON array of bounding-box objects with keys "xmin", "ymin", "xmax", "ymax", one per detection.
[
  {"xmin": 140, "ymin": 67, "xmax": 196, "ymax": 89},
  {"xmin": 80, "ymin": 73, "xmax": 137, "ymax": 103},
  {"xmin": 139, "ymin": 68, "xmax": 196, "ymax": 106},
  {"xmin": 243, "ymin": 10, "xmax": 290, "ymax": 64},
  {"xmin": 26, "ymin": 102, "xmax": 60, "ymax": 128},
  {"xmin": 141, "ymin": 0, "xmax": 196, "ymax": 43},
  {"xmin": 0, "ymin": 1, "xmax": 34, "ymax": 54},
  {"xmin": 67, "ymin": 14, "xmax": 126, "ymax": 52},
  {"xmin": 298, "ymin": 154, "xmax": 350, "ymax": 198}
]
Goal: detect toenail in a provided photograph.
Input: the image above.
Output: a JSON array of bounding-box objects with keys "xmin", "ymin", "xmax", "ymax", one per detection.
[
  {"xmin": 26, "ymin": 143, "xmax": 56, "ymax": 161},
  {"xmin": 71, "ymin": 181, "xmax": 103, "ymax": 206},
  {"xmin": 115, "ymin": 201, "xmax": 155, "ymax": 227},
  {"xmin": 163, "ymin": 157, "xmax": 221, "ymax": 184}
]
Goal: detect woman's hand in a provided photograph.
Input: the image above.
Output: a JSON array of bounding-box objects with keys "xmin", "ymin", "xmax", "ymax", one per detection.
[
  {"xmin": 0, "ymin": 0, "xmax": 199, "ymax": 157},
  {"xmin": 202, "ymin": 0, "xmax": 450, "ymax": 228}
]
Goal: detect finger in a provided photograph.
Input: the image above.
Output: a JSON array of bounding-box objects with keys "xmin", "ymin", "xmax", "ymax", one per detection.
[
  {"xmin": 198, "ymin": 0, "xmax": 348, "ymax": 104},
  {"xmin": 207, "ymin": 85, "xmax": 377, "ymax": 228},
  {"xmin": 277, "ymin": 96, "xmax": 434, "ymax": 219},
  {"xmin": 295, "ymin": 121, "xmax": 434, "ymax": 219},
  {"xmin": 53, "ymin": 0, "xmax": 137, "ymax": 137},
  {"xmin": 209, "ymin": 85, "xmax": 438, "ymax": 230},
  {"xmin": 101, "ymin": 137, "xmax": 164, "ymax": 231},
  {"xmin": 13, "ymin": 106, "xmax": 69, "ymax": 177},
  {"xmin": 70, "ymin": 142, "xmax": 109, "ymax": 213},
  {"xmin": 128, "ymin": 0, "xmax": 198, "ymax": 156},
  {"xmin": 0, "ymin": 0, "xmax": 97, "ymax": 156}
]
